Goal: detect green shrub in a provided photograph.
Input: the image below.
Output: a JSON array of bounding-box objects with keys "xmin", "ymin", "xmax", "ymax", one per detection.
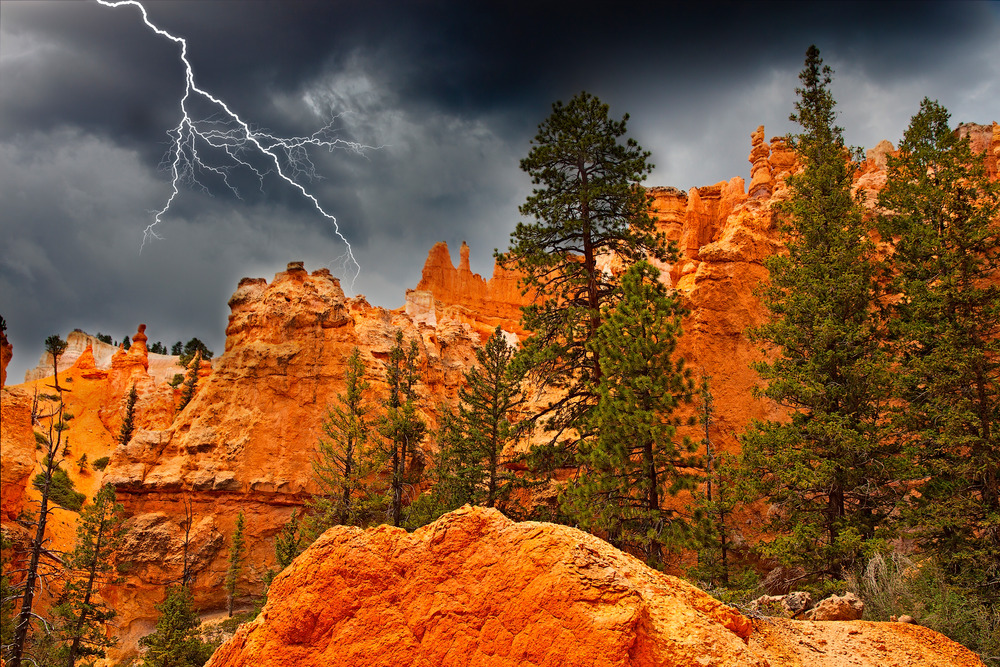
[
  {"xmin": 847, "ymin": 552, "xmax": 1000, "ymax": 665},
  {"xmin": 32, "ymin": 467, "xmax": 86, "ymax": 511},
  {"xmin": 93, "ymin": 456, "xmax": 111, "ymax": 471},
  {"xmin": 169, "ymin": 374, "xmax": 184, "ymax": 388},
  {"xmin": 62, "ymin": 412, "xmax": 75, "ymax": 421}
]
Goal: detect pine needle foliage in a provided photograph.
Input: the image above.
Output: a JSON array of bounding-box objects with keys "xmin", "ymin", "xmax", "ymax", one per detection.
[
  {"xmin": 379, "ymin": 332, "xmax": 427, "ymax": 527},
  {"xmin": 119, "ymin": 383, "xmax": 139, "ymax": 446},
  {"xmin": 177, "ymin": 352, "xmax": 201, "ymax": 412},
  {"xmin": 420, "ymin": 326, "xmax": 530, "ymax": 521},
  {"xmin": 738, "ymin": 46, "xmax": 900, "ymax": 582},
  {"xmin": 562, "ymin": 261, "xmax": 696, "ymax": 568},
  {"xmin": 877, "ymin": 98, "xmax": 1000, "ymax": 602},
  {"xmin": 308, "ymin": 348, "xmax": 386, "ymax": 535},
  {"xmin": 52, "ymin": 483, "xmax": 127, "ymax": 666},
  {"xmin": 138, "ymin": 587, "xmax": 213, "ymax": 667},
  {"xmin": 497, "ymin": 91, "xmax": 672, "ymax": 457}
]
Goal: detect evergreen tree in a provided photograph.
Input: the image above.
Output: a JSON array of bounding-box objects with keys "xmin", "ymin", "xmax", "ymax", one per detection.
[
  {"xmin": 171, "ymin": 341, "xmax": 184, "ymax": 356},
  {"xmin": 179, "ymin": 338, "xmax": 213, "ymax": 365},
  {"xmin": 274, "ymin": 511, "xmax": 303, "ymax": 571},
  {"xmin": 9, "ymin": 335, "xmax": 71, "ymax": 667},
  {"xmin": 688, "ymin": 378, "xmax": 741, "ymax": 588},
  {"xmin": 562, "ymin": 261, "xmax": 696, "ymax": 568},
  {"xmin": 224, "ymin": 511, "xmax": 245, "ymax": 617},
  {"xmin": 877, "ymin": 98, "xmax": 1000, "ymax": 600},
  {"xmin": 119, "ymin": 383, "xmax": 138, "ymax": 446},
  {"xmin": 308, "ymin": 348, "xmax": 385, "ymax": 534},
  {"xmin": 379, "ymin": 331, "xmax": 427, "ymax": 527},
  {"xmin": 422, "ymin": 327, "xmax": 530, "ymax": 520},
  {"xmin": 496, "ymin": 91, "xmax": 671, "ymax": 458},
  {"xmin": 53, "ymin": 483, "xmax": 127, "ymax": 666},
  {"xmin": 737, "ymin": 46, "xmax": 899, "ymax": 583},
  {"xmin": 177, "ymin": 353, "xmax": 201, "ymax": 412},
  {"xmin": 138, "ymin": 587, "xmax": 213, "ymax": 667}
]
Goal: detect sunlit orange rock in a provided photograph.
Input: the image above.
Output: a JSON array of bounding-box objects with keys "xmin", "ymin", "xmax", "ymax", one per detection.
[
  {"xmin": 207, "ymin": 507, "xmax": 983, "ymax": 667},
  {"xmin": 99, "ymin": 262, "xmax": 484, "ymax": 659},
  {"xmin": 1, "ymin": 387, "xmax": 36, "ymax": 522},
  {"xmin": 415, "ymin": 241, "xmax": 532, "ymax": 338}
]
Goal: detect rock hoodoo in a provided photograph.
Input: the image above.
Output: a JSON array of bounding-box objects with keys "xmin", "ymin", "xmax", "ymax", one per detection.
[{"xmin": 207, "ymin": 507, "xmax": 984, "ymax": 667}]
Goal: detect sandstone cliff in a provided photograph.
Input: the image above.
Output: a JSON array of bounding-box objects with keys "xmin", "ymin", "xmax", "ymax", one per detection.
[
  {"xmin": 207, "ymin": 506, "xmax": 983, "ymax": 667},
  {"xmin": 95, "ymin": 262, "xmax": 489, "ymax": 655}
]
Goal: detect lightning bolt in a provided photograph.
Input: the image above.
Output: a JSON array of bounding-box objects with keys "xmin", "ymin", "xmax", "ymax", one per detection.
[{"xmin": 96, "ymin": 0, "xmax": 372, "ymax": 287}]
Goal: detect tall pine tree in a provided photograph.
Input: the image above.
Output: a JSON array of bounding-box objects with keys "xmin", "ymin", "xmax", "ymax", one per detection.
[
  {"xmin": 53, "ymin": 484, "xmax": 127, "ymax": 666},
  {"xmin": 738, "ymin": 46, "xmax": 899, "ymax": 583},
  {"xmin": 309, "ymin": 348, "xmax": 385, "ymax": 533},
  {"xmin": 497, "ymin": 92, "xmax": 671, "ymax": 458},
  {"xmin": 562, "ymin": 261, "xmax": 696, "ymax": 568},
  {"xmin": 878, "ymin": 98, "xmax": 1000, "ymax": 601},
  {"xmin": 425, "ymin": 326, "xmax": 529, "ymax": 519},
  {"xmin": 379, "ymin": 331, "xmax": 427, "ymax": 527}
]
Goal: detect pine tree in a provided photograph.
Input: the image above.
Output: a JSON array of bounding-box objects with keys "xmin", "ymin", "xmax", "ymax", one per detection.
[
  {"xmin": 496, "ymin": 91, "xmax": 672, "ymax": 458},
  {"xmin": 562, "ymin": 261, "xmax": 696, "ymax": 568},
  {"xmin": 308, "ymin": 348, "xmax": 385, "ymax": 534},
  {"xmin": 177, "ymin": 353, "xmax": 201, "ymax": 412},
  {"xmin": 53, "ymin": 483, "xmax": 127, "ymax": 666},
  {"xmin": 379, "ymin": 331, "xmax": 427, "ymax": 527},
  {"xmin": 877, "ymin": 98, "xmax": 1000, "ymax": 601},
  {"xmin": 224, "ymin": 511, "xmax": 245, "ymax": 617},
  {"xmin": 423, "ymin": 327, "xmax": 530, "ymax": 519},
  {"xmin": 9, "ymin": 335, "xmax": 71, "ymax": 667},
  {"xmin": 737, "ymin": 46, "xmax": 900, "ymax": 583},
  {"xmin": 138, "ymin": 587, "xmax": 213, "ymax": 667},
  {"xmin": 119, "ymin": 383, "xmax": 139, "ymax": 446}
]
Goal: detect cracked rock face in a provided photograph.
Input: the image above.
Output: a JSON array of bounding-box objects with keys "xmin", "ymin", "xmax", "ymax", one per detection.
[{"xmin": 206, "ymin": 506, "xmax": 983, "ymax": 667}]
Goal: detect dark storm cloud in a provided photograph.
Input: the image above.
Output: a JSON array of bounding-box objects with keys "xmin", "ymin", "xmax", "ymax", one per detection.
[{"xmin": 1, "ymin": 0, "xmax": 997, "ymax": 381}]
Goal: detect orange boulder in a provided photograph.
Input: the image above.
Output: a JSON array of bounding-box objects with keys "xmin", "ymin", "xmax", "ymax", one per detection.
[{"xmin": 207, "ymin": 507, "xmax": 984, "ymax": 667}]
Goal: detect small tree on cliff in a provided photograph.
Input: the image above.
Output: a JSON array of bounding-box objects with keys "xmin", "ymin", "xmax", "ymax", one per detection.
[
  {"xmin": 877, "ymin": 98, "xmax": 1000, "ymax": 601},
  {"xmin": 737, "ymin": 46, "xmax": 900, "ymax": 584},
  {"xmin": 496, "ymin": 91, "xmax": 671, "ymax": 463},
  {"xmin": 138, "ymin": 587, "xmax": 213, "ymax": 667},
  {"xmin": 8, "ymin": 335, "xmax": 72, "ymax": 667},
  {"xmin": 224, "ymin": 511, "xmax": 246, "ymax": 617},
  {"xmin": 119, "ymin": 382, "xmax": 139, "ymax": 446},
  {"xmin": 379, "ymin": 331, "xmax": 427, "ymax": 527},
  {"xmin": 308, "ymin": 348, "xmax": 385, "ymax": 534},
  {"xmin": 561, "ymin": 261, "xmax": 697, "ymax": 568},
  {"xmin": 177, "ymin": 352, "xmax": 201, "ymax": 412},
  {"xmin": 52, "ymin": 483, "xmax": 127, "ymax": 666}
]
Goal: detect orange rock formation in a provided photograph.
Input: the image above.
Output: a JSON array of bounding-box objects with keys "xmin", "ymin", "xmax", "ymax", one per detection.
[
  {"xmin": 95, "ymin": 262, "xmax": 487, "ymax": 656},
  {"xmin": 207, "ymin": 507, "xmax": 983, "ymax": 667},
  {"xmin": 414, "ymin": 240, "xmax": 532, "ymax": 338}
]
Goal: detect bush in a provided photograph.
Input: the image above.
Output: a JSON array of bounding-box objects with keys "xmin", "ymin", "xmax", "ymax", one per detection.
[
  {"xmin": 169, "ymin": 374, "xmax": 184, "ymax": 388},
  {"xmin": 32, "ymin": 467, "xmax": 86, "ymax": 511},
  {"xmin": 93, "ymin": 456, "xmax": 111, "ymax": 471},
  {"xmin": 847, "ymin": 552, "xmax": 1000, "ymax": 664}
]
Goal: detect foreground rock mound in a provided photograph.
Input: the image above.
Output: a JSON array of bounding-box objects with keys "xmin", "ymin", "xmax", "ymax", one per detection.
[{"xmin": 207, "ymin": 507, "xmax": 982, "ymax": 667}]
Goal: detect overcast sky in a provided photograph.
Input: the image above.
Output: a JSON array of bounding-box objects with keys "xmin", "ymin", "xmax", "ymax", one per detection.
[{"xmin": 1, "ymin": 1, "xmax": 998, "ymax": 382}]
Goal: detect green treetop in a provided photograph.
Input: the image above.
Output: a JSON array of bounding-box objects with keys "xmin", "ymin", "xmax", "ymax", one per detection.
[
  {"xmin": 878, "ymin": 98, "xmax": 1000, "ymax": 601},
  {"xmin": 497, "ymin": 91, "xmax": 671, "ymax": 456},
  {"xmin": 737, "ymin": 45, "xmax": 900, "ymax": 584},
  {"xmin": 562, "ymin": 261, "xmax": 696, "ymax": 568}
]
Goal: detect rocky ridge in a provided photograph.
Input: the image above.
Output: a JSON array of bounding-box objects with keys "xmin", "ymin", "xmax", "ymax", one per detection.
[{"xmin": 207, "ymin": 506, "xmax": 984, "ymax": 667}]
